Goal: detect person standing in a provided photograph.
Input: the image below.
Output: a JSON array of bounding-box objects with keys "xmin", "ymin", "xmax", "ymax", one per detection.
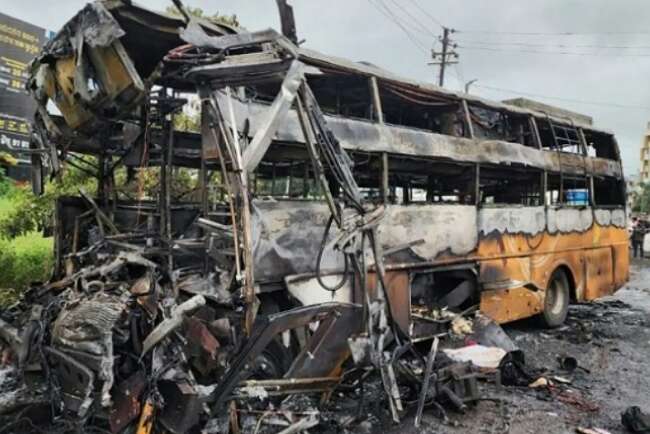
[{"xmin": 632, "ymin": 218, "xmax": 646, "ymax": 258}]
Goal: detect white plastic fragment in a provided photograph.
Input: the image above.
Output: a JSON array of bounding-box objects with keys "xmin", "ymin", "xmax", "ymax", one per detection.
[{"xmin": 442, "ymin": 344, "xmax": 507, "ymax": 369}]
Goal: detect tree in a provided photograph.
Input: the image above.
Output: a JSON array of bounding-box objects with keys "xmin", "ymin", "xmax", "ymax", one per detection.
[
  {"xmin": 0, "ymin": 162, "xmax": 97, "ymax": 239},
  {"xmin": 164, "ymin": 5, "xmax": 239, "ymax": 27},
  {"xmin": 633, "ymin": 183, "xmax": 650, "ymax": 213}
]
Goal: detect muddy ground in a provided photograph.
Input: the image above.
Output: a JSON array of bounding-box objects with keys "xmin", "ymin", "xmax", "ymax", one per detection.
[{"xmin": 388, "ymin": 258, "xmax": 650, "ymax": 434}]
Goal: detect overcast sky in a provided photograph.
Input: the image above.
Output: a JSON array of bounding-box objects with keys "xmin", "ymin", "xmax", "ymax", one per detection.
[{"xmin": 6, "ymin": 0, "xmax": 650, "ymax": 175}]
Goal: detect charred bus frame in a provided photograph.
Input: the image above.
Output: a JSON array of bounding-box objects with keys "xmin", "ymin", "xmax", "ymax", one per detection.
[
  {"xmin": 22, "ymin": 0, "xmax": 628, "ymax": 422},
  {"xmin": 27, "ymin": 0, "xmax": 628, "ymax": 329}
]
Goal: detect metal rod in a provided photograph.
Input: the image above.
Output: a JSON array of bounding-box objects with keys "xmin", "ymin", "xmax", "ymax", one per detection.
[{"xmin": 415, "ymin": 336, "xmax": 439, "ymax": 428}]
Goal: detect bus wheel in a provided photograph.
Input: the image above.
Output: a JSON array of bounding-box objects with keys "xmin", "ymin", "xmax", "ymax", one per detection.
[{"xmin": 540, "ymin": 269, "xmax": 569, "ymax": 327}]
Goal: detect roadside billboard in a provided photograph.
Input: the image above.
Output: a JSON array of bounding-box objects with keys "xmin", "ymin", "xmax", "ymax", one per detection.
[{"xmin": 0, "ymin": 12, "xmax": 49, "ymax": 179}]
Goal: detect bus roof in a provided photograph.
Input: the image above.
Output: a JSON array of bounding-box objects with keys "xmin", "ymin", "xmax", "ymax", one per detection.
[{"xmin": 298, "ymin": 47, "xmax": 613, "ymax": 136}]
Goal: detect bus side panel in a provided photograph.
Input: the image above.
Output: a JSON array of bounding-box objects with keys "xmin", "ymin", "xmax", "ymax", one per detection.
[
  {"xmin": 584, "ymin": 247, "xmax": 615, "ymax": 300},
  {"xmin": 595, "ymin": 225, "xmax": 629, "ymax": 290},
  {"xmin": 612, "ymin": 241, "xmax": 630, "ymax": 288},
  {"xmin": 478, "ymin": 253, "xmax": 543, "ymax": 324},
  {"xmin": 527, "ymin": 233, "xmax": 586, "ymax": 301},
  {"xmin": 480, "ymin": 286, "xmax": 543, "ymax": 324}
]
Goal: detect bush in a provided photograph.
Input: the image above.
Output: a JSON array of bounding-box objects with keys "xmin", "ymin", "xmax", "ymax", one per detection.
[
  {"xmin": 0, "ymin": 237, "xmax": 16, "ymax": 289},
  {"xmin": 12, "ymin": 232, "xmax": 53, "ymax": 288},
  {"xmin": 0, "ymin": 232, "xmax": 53, "ymax": 307},
  {"xmin": 0, "ymin": 162, "xmax": 97, "ymax": 239},
  {"xmin": 0, "ymin": 163, "xmax": 56, "ymax": 306},
  {"xmin": 0, "ymin": 167, "xmax": 14, "ymax": 197}
]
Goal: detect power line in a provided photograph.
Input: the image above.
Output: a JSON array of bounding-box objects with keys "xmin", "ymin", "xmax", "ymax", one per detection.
[
  {"xmin": 475, "ymin": 84, "xmax": 650, "ymax": 112},
  {"xmin": 457, "ymin": 29, "xmax": 650, "ymax": 36},
  {"xmin": 375, "ymin": 0, "xmax": 430, "ymax": 51},
  {"xmin": 455, "ymin": 39, "xmax": 650, "ymax": 50},
  {"xmin": 366, "ymin": 0, "xmax": 429, "ymax": 54},
  {"xmin": 451, "ymin": 64, "xmax": 465, "ymax": 83},
  {"xmin": 405, "ymin": 0, "xmax": 445, "ymax": 29},
  {"xmin": 458, "ymin": 44, "xmax": 650, "ymax": 57},
  {"xmin": 385, "ymin": 0, "xmax": 438, "ymax": 37}
]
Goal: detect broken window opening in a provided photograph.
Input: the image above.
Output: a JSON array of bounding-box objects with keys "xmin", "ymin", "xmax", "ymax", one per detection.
[
  {"xmin": 305, "ymin": 71, "xmax": 375, "ymax": 121},
  {"xmin": 584, "ymin": 130, "xmax": 618, "ymax": 160},
  {"xmin": 377, "ymin": 80, "xmax": 463, "ymax": 135},
  {"xmin": 350, "ymin": 152, "xmax": 384, "ymax": 204},
  {"xmin": 537, "ymin": 120, "xmax": 584, "ymax": 154},
  {"xmin": 253, "ymin": 159, "xmax": 323, "ymax": 200},
  {"xmin": 593, "ymin": 176, "xmax": 625, "ymax": 207},
  {"xmin": 386, "ymin": 156, "xmax": 475, "ymax": 205},
  {"xmin": 479, "ymin": 165, "xmax": 543, "ymax": 206},
  {"xmin": 547, "ymin": 173, "xmax": 590, "ymax": 206},
  {"xmin": 468, "ymin": 104, "xmax": 537, "ymax": 147}
]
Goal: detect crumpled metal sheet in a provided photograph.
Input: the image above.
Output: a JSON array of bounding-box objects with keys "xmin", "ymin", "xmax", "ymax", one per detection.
[
  {"xmin": 176, "ymin": 274, "xmax": 232, "ymax": 305},
  {"xmin": 180, "ymin": 20, "xmax": 281, "ymax": 52},
  {"xmin": 66, "ymin": 2, "xmax": 125, "ymax": 50},
  {"xmin": 51, "ymin": 292, "xmax": 129, "ymax": 407},
  {"xmin": 38, "ymin": 2, "xmax": 124, "ymax": 62},
  {"xmin": 241, "ymin": 60, "xmax": 305, "ymax": 172},
  {"xmin": 250, "ymin": 200, "xmax": 344, "ymax": 281}
]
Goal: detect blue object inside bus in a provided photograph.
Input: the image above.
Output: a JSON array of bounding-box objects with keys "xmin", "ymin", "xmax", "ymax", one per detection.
[{"xmin": 565, "ymin": 189, "xmax": 589, "ymax": 206}]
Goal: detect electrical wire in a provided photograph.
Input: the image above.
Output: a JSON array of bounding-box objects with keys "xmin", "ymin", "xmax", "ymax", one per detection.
[
  {"xmin": 385, "ymin": 0, "xmax": 438, "ymax": 37},
  {"xmin": 455, "ymin": 38, "xmax": 650, "ymax": 50},
  {"xmin": 366, "ymin": 0, "xmax": 429, "ymax": 54},
  {"xmin": 405, "ymin": 0, "xmax": 446, "ymax": 29},
  {"xmin": 316, "ymin": 214, "xmax": 349, "ymax": 292},
  {"xmin": 451, "ymin": 63, "xmax": 467, "ymax": 90},
  {"xmin": 457, "ymin": 29, "xmax": 650, "ymax": 36},
  {"xmin": 457, "ymin": 44, "xmax": 650, "ymax": 57},
  {"xmin": 475, "ymin": 83, "xmax": 650, "ymax": 112}
]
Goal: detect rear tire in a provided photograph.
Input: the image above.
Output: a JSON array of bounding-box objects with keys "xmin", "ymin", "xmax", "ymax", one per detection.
[{"xmin": 540, "ymin": 269, "xmax": 569, "ymax": 328}]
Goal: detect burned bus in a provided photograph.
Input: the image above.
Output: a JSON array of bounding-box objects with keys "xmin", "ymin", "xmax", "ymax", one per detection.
[{"xmin": 4, "ymin": 0, "xmax": 629, "ymax": 430}]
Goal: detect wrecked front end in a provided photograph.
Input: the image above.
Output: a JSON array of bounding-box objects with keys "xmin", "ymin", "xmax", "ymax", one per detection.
[{"xmin": 0, "ymin": 1, "xmax": 506, "ymax": 432}]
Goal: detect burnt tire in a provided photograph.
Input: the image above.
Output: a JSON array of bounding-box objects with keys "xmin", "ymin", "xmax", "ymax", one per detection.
[{"xmin": 540, "ymin": 269, "xmax": 570, "ymax": 328}]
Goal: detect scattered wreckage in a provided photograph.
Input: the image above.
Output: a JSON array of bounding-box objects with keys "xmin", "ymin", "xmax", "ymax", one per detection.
[{"xmin": 0, "ymin": 0, "xmax": 630, "ymax": 433}]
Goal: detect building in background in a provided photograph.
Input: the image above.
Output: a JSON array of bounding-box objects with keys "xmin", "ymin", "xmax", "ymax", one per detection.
[
  {"xmin": 0, "ymin": 12, "xmax": 50, "ymax": 180},
  {"xmin": 627, "ymin": 173, "xmax": 640, "ymax": 212},
  {"xmin": 640, "ymin": 122, "xmax": 650, "ymax": 185}
]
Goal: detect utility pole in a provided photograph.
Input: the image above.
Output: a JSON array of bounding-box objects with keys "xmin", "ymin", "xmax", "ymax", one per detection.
[{"xmin": 429, "ymin": 27, "xmax": 458, "ymax": 87}]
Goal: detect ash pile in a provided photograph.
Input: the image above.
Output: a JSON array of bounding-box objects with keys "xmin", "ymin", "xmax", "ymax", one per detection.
[{"xmin": 0, "ymin": 0, "xmax": 551, "ymax": 433}]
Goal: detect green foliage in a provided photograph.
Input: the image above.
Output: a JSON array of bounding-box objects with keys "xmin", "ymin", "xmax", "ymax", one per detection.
[
  {"xmin": 0, "ymin": 151, "xmax": 17, "ymax": 167},
  {"xmin": 0, "ymin": 167, "xmax": 14, "ymax": 197},
  {"xmin": 0, "ymin": 232, "xmax": 53, "ymax": 306},
  {"xmin": 12, "ymin": 232, "xmax": 53, "ymax": 285},
  {"xmin": 0, "ymin": 163, "xmax": 97, "ymax": 239},
  {"xmin": 0, "ymin": 237, "xmax": 15, "ymax": 288},
  {"xmin": 633, "ymin": 183, "xmax": 650, "ymax": 213},
  {"xmin": 164, "ymin": 5, "xmax": 239, "ymax": 27},
  {"xmin": 0, "ymin": 164, "xmax": 57, "ymax": 301},
  {"xmin": 174, "ymin": 111, "xmax": 200, "ymax": 133},
  {"xmin": 0, "ymin": 195, "xmax": 15, "ymax": 217},
  {"xmin": 114, "ymin": 166, "xmax": 160, "ymax": 201}
]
